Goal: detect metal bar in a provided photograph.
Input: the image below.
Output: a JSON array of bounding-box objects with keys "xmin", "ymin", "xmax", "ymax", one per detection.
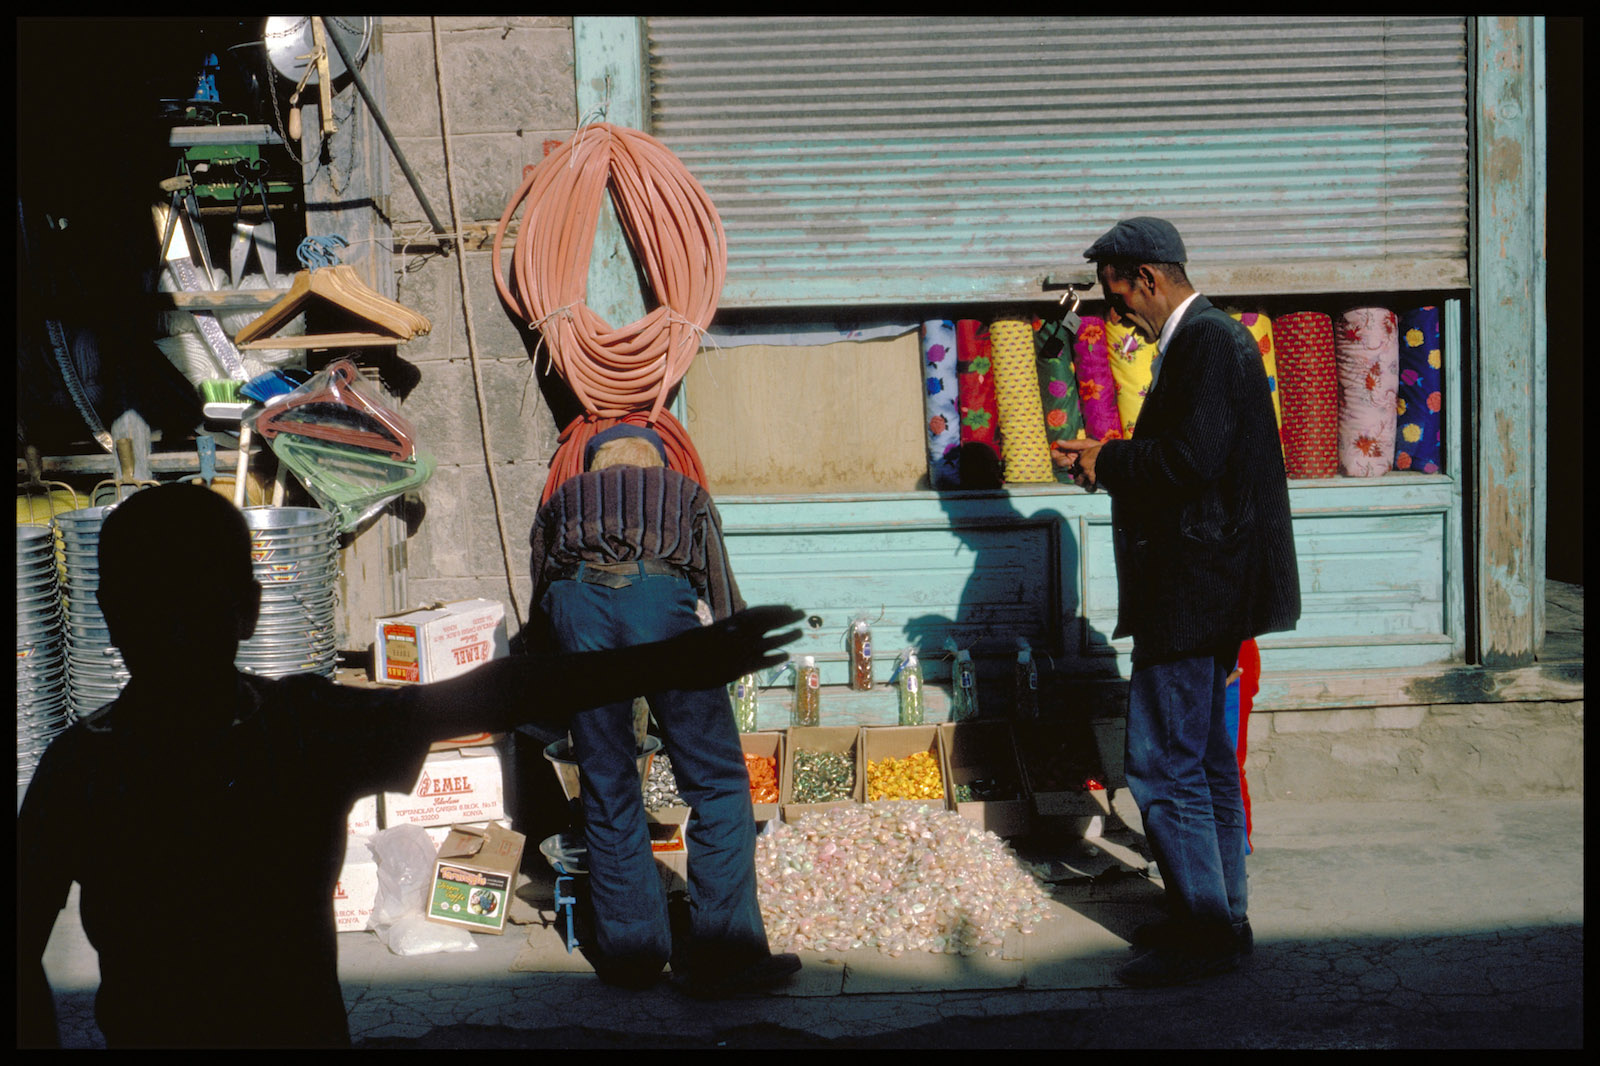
[{"xmin": 319, "ymin": 17, "xmax": 452, "ymax": 252}]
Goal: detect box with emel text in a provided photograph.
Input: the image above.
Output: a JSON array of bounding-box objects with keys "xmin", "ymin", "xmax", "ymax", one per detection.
[
  {"xmin": 426, "ymin": 822, "xmax": 527, "ymax": 935},
  {"xmin": 383, "ymin": 748, "xmax": 506, "ymax": 828},
  {"xmin": 374, "ymin": 599, "xmax": 509, "ymax": 684},
  {"xmin": 334, "ymin": 840, "xmax": 380, "ymax": 933}
]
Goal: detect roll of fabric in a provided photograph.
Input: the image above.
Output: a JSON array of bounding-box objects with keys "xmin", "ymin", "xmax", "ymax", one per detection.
[
  {"xmin": 1274, "ymin": 311, "xmax": 1339, "ymax": 479},
  {"xmin": 1334, "ymin": 307, "xmax": 1399, "ymax": 477},
  {"xmin": 1230, "ymin": 311, "xmax": 1284, "ymax": 443},
  {"xmin": 1033, "ymin": 316, "xmax": 1083, "ymax": 484},
  {"xmin": 1105, "ymin": 319, "xmax": 1158, "ymax": 439},
  {"xmin": 989, "ymin": 316, "xmax": 1055, "ymax": 483},
  {"xmin": 1394, "ymin": 305, "xmax": 1444, "ymax": 474},
  {"xmin": 920, "ymin": 319, "xmax": 962, "ymax": 488},
  {"xmin": 1070, "ymin": 316, "xmax": 1123, "ymax": 441},
  {"xmin": 956, "ymin": 320, "xmax": 1001, "ymax": 465}
]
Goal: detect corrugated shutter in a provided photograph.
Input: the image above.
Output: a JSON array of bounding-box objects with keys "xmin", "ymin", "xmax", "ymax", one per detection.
[{"xmin": 645, "ymin": 16, "xmax": 1470, "ymax": 308}]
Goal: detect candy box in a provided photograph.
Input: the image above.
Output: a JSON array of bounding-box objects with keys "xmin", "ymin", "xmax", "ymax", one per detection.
[
  {"xmin": 781, "ymin": 726, "xmax": 863, "ymax": 822},
  {"xmin": 373, "ymin": 599, "xmax": 509, "ymax": 684},
  {"xmin": 938, "ymin": 720, "xmax": 1032, "ymax": 838},
  {"xmin": 382, "ymin": 747, "xmax": 506, "ymax": 828},
  {"xmin": 861, "ymin": 725, "xmax": 952, "ymax": 810},
  {"xmin": 1015, "ymin": 716, "xmax": 1115, "ymax": 819},
  {"xmin": 426, "ymin": 822, "xmax": 526, "ymax": 935},
  {"xmin": 647, "ymin": 806, "xmax": 690, "ymax": 893},
  {"xmin": 739, "ymin": 730, "xmax": 785, "ymax": 823}
]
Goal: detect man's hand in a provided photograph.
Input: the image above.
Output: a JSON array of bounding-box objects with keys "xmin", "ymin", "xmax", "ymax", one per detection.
[
  {"xmin": 662, "ymin": 604, "xmax": 806, "ymax": 692},
  {"xmin": 1050, "ymin": 438, "xmax": 1103, "ymax": 490}
]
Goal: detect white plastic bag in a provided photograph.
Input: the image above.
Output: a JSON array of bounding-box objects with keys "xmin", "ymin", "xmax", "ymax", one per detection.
[{"xmin": 368, "ymin": 823, "xmax": 477, "ymax": 956}]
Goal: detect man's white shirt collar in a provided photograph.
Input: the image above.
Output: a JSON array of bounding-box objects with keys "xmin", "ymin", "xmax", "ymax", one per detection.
[{"xmin": 1157, "ymin": 292, "xmax": 1203, "ymax": 357}]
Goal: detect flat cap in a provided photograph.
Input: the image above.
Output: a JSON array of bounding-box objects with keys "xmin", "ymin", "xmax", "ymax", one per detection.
[
  {"xmin": 584, "ymin": 423, "xmax": 669, "ymax": 470},
  {"xmin": 1083, "ymin": 216, "xmax": 1187, "ymax": 264}
]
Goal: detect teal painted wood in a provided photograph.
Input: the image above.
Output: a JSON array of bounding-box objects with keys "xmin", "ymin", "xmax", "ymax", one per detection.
[
  {"xmin": 717, "ymin": 475, "xmax": 1460, "ymax": 689},
  {"xmin": 1472, "ymin": 17, "xmax": 1547, "ymax": 666},
  {"xmin": 1443, "ymin": 298, "xmax": 1467, "ymax": 661},
  {"xmin": 572, "ymin": 16, "xmax": 650, "ymax": 329}
]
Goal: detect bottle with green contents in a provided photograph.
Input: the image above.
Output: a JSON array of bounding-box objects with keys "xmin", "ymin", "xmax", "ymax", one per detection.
[{"xmin": 896, "ymin": 648, "xmax": 924, "ymax": 726}]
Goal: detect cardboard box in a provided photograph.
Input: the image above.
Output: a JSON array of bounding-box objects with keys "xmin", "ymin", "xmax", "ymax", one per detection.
[
  {"xmin": 373, "ymin": 599, "xmax": 509, "ymax": 685},
  {"xmin": 861, "ymin": 725, "xmax": 951, "ymax": 809},
  {"xmin": 423, "ymin": 819, "xmax": 509, "ymax": 853},
  {"xmin": 938, "ymin": 721, "xmax": 1033, "ymax": 838},
  {"xmin": 347, "ymin": 793, "xmax": 379, "ymax": 839},
  {"xmin": 739, "ymin": 730, "xmax": 784, "ymax": 823},
  {"xmin": 426, "ymin": 822, "xmax": 527, "ymax": 935},
  {"xmin": 333, "ymin": 840, "xmax": 380, "ymax": 933},
  {"xmin": 383, "ymin": 748, "xmax": 506, "ymax": 829},
  {"xmin": 647, "ymin": 806, "xmax": 690, "ymax": 893},
  {"xmin": 781, "ymin": 726, "xmax": 863, "ymax": 823},
  {"xmin": 1014, "ymin": 716, "xmax": 1115, "ymax": 818}
]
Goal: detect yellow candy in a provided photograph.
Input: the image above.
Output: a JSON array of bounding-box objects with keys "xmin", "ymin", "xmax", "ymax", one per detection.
[{"xmin": 866, "ymin": 751, "xmax": 944, "ymax": 801}]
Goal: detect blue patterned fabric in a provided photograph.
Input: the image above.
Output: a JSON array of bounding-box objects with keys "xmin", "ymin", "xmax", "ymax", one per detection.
[
  {"xmin": 921, "ymin": 320, "xmax": 962, "ymax": 488},
  {"xmin": 1394, "ymin": 306, "xmax": 1444, "ymax": 474}
]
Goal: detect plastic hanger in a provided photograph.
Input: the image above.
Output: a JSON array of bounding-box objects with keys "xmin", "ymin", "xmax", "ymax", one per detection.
[{"xmin": 253, "ymin": 358, "xmax": 417, "ymax": 459}]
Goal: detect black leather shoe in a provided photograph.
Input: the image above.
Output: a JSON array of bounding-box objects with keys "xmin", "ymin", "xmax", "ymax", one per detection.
[
  {"xmin": 679, "ymin": 952, "xmax": 802, "ymax": 1000},
  {"xmin": 1132, "ymin": 916, "xmax": 1253, "ymax": 956}
]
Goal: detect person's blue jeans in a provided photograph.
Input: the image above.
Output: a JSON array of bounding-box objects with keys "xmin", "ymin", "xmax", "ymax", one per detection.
[
  {"xmin": 1124, "ymin": 645, "xmax": 1249, "ymax": 935},
  {"xmin": 540, "ymin": 563, "xmax": 770, "ymax": 980}
]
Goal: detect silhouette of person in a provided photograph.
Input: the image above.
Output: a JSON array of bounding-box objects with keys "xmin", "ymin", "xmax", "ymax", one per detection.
[{"xmin": 17, "ymin": 483, "xmax": 801, "ymax": 1049}]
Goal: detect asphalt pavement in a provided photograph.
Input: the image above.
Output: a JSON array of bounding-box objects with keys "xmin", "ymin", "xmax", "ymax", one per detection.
[{"xmin": 40, "ymin": 791, "xmax": 1583, "ymax": 1049}]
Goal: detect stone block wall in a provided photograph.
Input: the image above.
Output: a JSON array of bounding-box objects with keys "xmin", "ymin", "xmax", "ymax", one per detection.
[
  {"xmin": 377, "ymin": 16, "xmax": 579, "ymax": 632},
  {"xmin": 1244, "ymin": 702, "xmax": 1584, "ymax": 801}
]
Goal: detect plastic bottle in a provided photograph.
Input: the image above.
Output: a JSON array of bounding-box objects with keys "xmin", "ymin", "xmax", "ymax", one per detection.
[
  {"xmin": 793, "ymin": 655, "xmax": 821, "ymax": 727},
  {"xmin": 951, "ymin": 648, "xmax": 980, "ymax": 722},
  {"xmin": 1014, "ymin": 640, "xmax": 1039, "ymax": 719},
  {"xmin": 895, "ymin": 648, "xmax": 924, "ymax": 726},
  {"xmin": 729, "ymin": 672, "xmax": 760, "ymax": 732},
  {"xmin": 848, "ymin": 616, "xmax": 873, "ymax": 691}
]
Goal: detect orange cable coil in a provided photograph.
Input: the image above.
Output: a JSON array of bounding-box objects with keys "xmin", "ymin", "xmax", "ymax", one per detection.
[{"xmin": 492, "ymin": 122, "xmax": 727, "ymax": 425}]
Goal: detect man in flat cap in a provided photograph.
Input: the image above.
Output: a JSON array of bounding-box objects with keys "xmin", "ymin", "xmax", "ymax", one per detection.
[
  {"xmin": 525, "ymin": 423, "xmax": 801, "ymax": 999},
  {"xmin": 1054, "ymin": 217, "xmax": 1300, "ymax": 987}
]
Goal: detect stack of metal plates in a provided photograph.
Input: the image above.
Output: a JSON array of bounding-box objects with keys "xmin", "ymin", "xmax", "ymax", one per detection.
[
  {"xmin": 237, "ymin": 507, "xmax": 340, "ymax": 678},
  {"xmin": 55, "ymin": 507, "xmax": 131, "ymax": 723},
  {"xmin": 17, "ymin": 524, "xmax": 70, "ymax": 797}
]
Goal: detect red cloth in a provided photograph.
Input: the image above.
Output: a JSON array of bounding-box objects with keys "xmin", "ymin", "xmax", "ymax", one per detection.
[
  {"xmin": 1236, "ymin": 638, "xmax": 1261, "ymax": 848},
  {"xmin": 1274, "ymin": 311, "xmax": 1339, "ymax": 478},
  {"xmin": 956, "ymin": 320, "xmax": 1001, "ymax": 460}
]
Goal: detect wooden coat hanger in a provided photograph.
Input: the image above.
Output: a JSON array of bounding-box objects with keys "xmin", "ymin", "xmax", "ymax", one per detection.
[{"xmin": 233, "ymin": 249, "xmax": 431, "ymax": 350}]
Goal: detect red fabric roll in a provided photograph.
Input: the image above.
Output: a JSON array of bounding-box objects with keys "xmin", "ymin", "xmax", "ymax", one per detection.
[
  {"xmin": 1274, "ymin": 311, "xmax": 1339, "ymax": 479},
  {"xmin": 956, "ymin": 320, "xmax": 1001, "ymax": 460}
]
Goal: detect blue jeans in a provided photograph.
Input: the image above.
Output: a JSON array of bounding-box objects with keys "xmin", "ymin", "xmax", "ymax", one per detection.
[
  {"xmin": 540, "ymin": 563, "xmax": 770, "ymax": 980},
  {"xmin": 1124, "ymin": 646, "xmax": 1249, "ymax": 932}
]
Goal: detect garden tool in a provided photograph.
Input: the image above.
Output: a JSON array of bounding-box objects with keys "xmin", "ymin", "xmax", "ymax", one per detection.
[
  {"xmin": 16, "ymin": 445, "xmax": 82, "ymax": 526},
  {"xmin": 90, "ymin": 439, "xmax": 160, "ymax": 507},
  {"xmin": 228, "ymin": 162, "xmax": 279, "ymax": 287}
]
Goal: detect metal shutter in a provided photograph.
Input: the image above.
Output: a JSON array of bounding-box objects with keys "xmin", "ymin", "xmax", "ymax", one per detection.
[{"xmin": 645, "ymin": 16, "xmax": 1470, "ymax": 308}]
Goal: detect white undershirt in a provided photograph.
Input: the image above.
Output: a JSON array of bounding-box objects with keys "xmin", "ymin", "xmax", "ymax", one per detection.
[{"xmin": 1158, "ymin": 291, "xmax": 1202, "ymax": 357}]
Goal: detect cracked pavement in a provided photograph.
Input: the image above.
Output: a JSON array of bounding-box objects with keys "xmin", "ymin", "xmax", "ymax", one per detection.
[{"xmin": 42, "ymin": 794, "xmax": 1582, "ymax": 1048}]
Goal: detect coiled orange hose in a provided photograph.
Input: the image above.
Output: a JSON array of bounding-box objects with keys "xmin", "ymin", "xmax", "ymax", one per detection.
[
  {"xmin": 494, "ymin": 122, "xmax": 724, "ymax": 501},
  {"xmin": 493, "ymin": 122, "xmax": 727, "ymax": 424}
]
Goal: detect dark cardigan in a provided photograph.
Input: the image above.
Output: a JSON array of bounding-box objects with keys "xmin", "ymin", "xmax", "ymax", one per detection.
[{"xmin": 1093, "ymin": 296, "xmax": 1302, "ymax": 660}]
